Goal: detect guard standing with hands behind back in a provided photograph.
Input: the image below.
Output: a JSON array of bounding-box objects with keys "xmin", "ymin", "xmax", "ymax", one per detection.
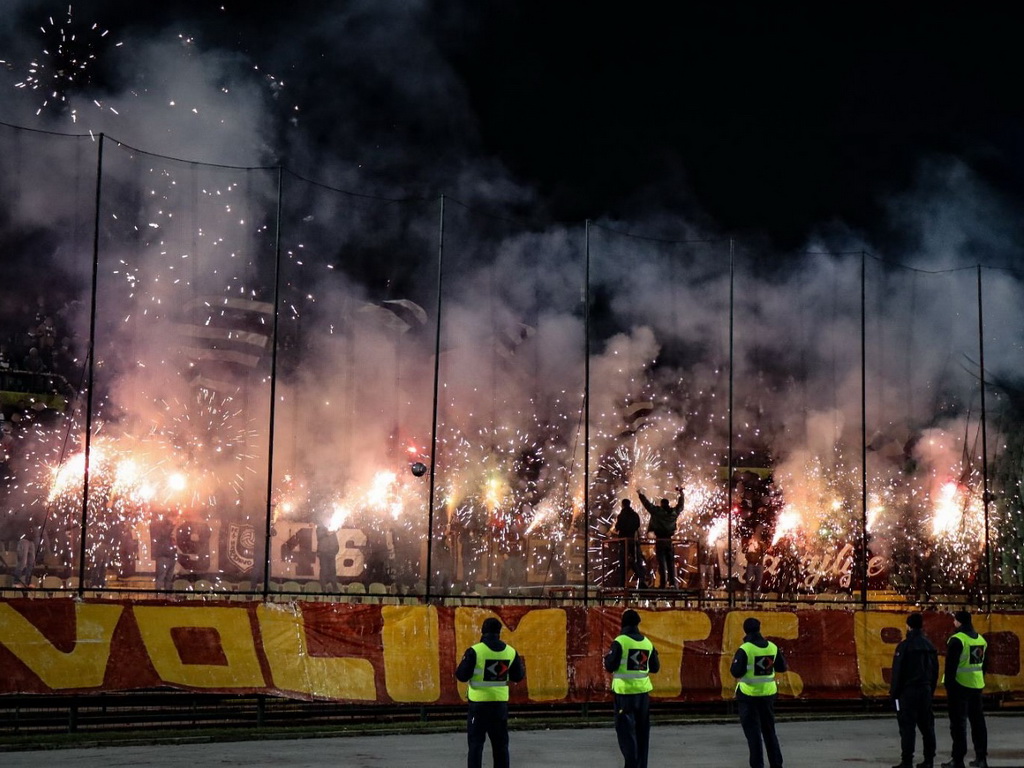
[
  {"xmin": 889, "ymin": 612, "xmax": 938, "ymax": 768},
  {"xmin": 730, "ymin": 616, "xmax": 787, "ymax": 768},
  {"xmin": 941, "ymin": 610, "xmax": 988, "ymax": 768},
  {"xmin": 604, "ymin": 608, "xmax": 660, "ymax": 768},
  {"xmin": 456, "ymin": 617, "xmax": 525, "ymax": 768}
]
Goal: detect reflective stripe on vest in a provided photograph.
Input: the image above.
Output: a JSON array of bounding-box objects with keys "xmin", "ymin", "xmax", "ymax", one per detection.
[
  {"xmin": 952, "ymin": 632, "xmax": 986, "ymax": 690},
  {"xmin": 468, "ymin": 642, "xmax": 517, "ymax": 702},
  {"xmin": 612, "ymin": 634, "xmax": 654, "ymax": 695},
  {"xmin": 737, "ymin": 640, "xmax": 779, "ymax": 697}
]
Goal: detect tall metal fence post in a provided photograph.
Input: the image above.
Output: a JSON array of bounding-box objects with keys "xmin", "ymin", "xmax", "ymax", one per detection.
[
  {"xmin": 583, "ymin": 220, "xmax": 591, "ymax": 605},
  {"xmin": 977, "ymin": 265, "xmax": 992, "ymax": 609},
  {"xmin": 425, "ymin": 194, "xmax": 445, "ymax": 603},
  {"xmin": 261, "ymin": 166, "xmax": 285, "ymax": 599},
  {"xmin": 78, "ymin": 132, "xmax": 104, "ymax": 596},
  {"xmin": 726, "ymin": 239, "xmax": 735, "ymax": 608},
  {"xmin": 860, "ymin": 250, "xmax": 868, "ymax": 607}
]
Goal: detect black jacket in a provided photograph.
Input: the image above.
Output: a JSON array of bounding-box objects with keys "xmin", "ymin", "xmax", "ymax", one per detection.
[
  {"xmin": 729, "ymin": 632, "xmax": 788, "ymax": 694},
  {"xmin": 604, "ymin": 625, "xmax": 661, "ymax": 675},
  {"xmin": 638, "ymin": 492, "xmax": 683, "ymax": 538},
  {"xmin": 455, "ymin": 632, "xmax": 526, "ymax": 684},
  {"xmin": 613, "ymin": 506, "xmax": 642, "ymax": 539},
  {"xmin": 890, "ymin": 627, "xmax": 939, "ymax": 698}
]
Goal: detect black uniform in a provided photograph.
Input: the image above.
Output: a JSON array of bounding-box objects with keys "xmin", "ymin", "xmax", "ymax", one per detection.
[
  {"xmin": 730, "ymin": 631, "xmax": 788, "ymax": 768},
  {"xmin": 455, "ymin": 629, "xmax": 526, "ymax": 768},
  {"xmin": 890, "ymin": 625, "xmax": 938, "ymax": 767}
]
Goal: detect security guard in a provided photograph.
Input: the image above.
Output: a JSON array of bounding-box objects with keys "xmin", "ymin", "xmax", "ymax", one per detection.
[
  {"xmin": 941, "ymin": 610, "xmax": 988, "ymax": 768},
  {"xmin": 455, "ymin": 617, "xmax": 525, "ymax": 768},
  {"xmin": 889, "ymin": 612, "xmax": 938, "ymax": 768},
  {"xmin": 604, "ymin": 609, "xmax": 660, "ymax": 768},
  {"xmin": 730, "ymin": 616, "xmax": 788, "ymax": 768}
]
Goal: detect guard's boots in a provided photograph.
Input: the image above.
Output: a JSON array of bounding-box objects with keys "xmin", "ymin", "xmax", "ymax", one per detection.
[
  {"xmin": 941, "ymin": 761, "xmax": 966, "ymax": 768},
  {"xmin": 968, "ymin": 759, "xmax": 987, "ymax": 768},
  {"xmin": 917, "ymin": 761, "xmax": 933, "ymax": 768}
]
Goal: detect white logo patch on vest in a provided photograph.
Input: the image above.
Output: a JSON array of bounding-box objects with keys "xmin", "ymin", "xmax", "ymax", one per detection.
[
  {"xmin": 754, "ymin": 654, "xmax": 775, "ymax": 675},
  {"xmin": 627, "ymin": 649, "xmax": 650, "ymax": 671},
  {"xmin": 484, "ymin": 660, "xmax": 510, "ymax": 681}
]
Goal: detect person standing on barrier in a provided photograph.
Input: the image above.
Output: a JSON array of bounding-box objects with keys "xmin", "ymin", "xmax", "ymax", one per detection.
[
  {"xmin": 730, "ymin": 616, "xmax": 787, "ymax": 768},
  {"xmin": 638, "ymin": 487, "xmax": 683, "ymax": 589},
  {"xmin": 613, "ymin": 499, "xmax": 648, "ymax": 589},
  {"xmin": 315, "ymin": 522, "xmax": 340, "ymax": 592},
  {"xmin": 150, "ymin": 507, "xmax": 179, "ymax": 592},
  {"xmin": 889, "ymin": 612, "xmax": 938, "ymax": 768},
  {"xmin": 941, "ymin": 610, "xmax": 988, "ymax": 768},
  {"xmin": 604, "ymin": 608, "xmax": 659, "ymax": 768},
  {"xmin": 14, "ymin": 513, "xmax": 45, "ymax": 587},
  {"xmin": 455, "ymin": 617, "xmax": 525, "ymax": 768}
]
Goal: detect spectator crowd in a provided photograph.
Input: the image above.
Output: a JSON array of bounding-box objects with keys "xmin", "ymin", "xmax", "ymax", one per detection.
[{"xmin": 0, "ymin": 294, "xmax": 81, "ymax": 384}]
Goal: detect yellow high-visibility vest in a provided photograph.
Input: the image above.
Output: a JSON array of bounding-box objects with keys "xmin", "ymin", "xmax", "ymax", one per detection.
[
  {"xmin": 468, "ymin": 642, "xmax": 517, "ymax": 702},
  {"xmin": 611, "ymin": 634, "xmax": 654, "ymax": 695},
  {"xmin": 950, "ymin": 632, "xmax": 986, "ymax": 690},
  {"xmin": 736, "ymin": 641, "xmax": 779, "ymax": 697}
]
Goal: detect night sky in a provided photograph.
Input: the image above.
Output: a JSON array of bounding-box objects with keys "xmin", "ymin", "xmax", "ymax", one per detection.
[
  {"xmin": 443, "ymin": 4, "xmax": 1024, "ymax": 249},
  {"xmin": 3, "ymin": 1, "xmax": 1023, "ymax": 253}
]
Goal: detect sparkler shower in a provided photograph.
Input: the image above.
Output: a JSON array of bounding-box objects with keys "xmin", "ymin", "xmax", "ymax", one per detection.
[{"xmin": 1, "ymin": 3, "xmax": 1023, "ymax": 605}]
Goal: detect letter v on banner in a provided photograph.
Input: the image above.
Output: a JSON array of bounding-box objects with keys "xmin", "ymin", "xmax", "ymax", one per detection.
[{"xmin": 0, "ymin": 602, "xmax": 123, "ymax": 690}]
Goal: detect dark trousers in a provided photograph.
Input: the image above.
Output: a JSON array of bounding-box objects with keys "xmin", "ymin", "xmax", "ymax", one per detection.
[
  {"xmin": 948, "ymin": 688, "xmax": 987, "ymax": 764},
  {"xmin": 896, "ymin": 686, "xmax": 936, "ymax": 764},
  {"xmin": 737, "ymin": 693, "xmax": 783, "ymax": 768},
  {"xmin": 318, "ymin": 554, "xmax": 338, "ymax": 590},
  {"xmin": 654, "ymin": 538, "xmax": 675, "ymax": 588},
  {"xmin": 622, "ymin": 539, "xmax": 647, "ymax": 588},
  {"xmin": 467, "ymin": 701, "xmax": 509, "ymax": 768},
  {"xmin": 613, "ymin": 692, "xmax": 651, "ymax": 768}
]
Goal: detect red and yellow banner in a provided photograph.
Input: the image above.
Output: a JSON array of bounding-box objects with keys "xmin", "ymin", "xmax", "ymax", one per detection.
[{"xmin": 1, "ymin": 599, "xmax": 1021, "ymax": 702}]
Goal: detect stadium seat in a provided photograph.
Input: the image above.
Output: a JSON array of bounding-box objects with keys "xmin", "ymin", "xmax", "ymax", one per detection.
[
  {"xmin": 368, "ymin": 581, "xmax": 399, "ymax": 604},
  {"xmin": 40, "ymin": 575, "xmax": 65, "ymax": 592},
  {"xmin": 345, "ymin": 582, "xmax": 366, "ymax": 602}
]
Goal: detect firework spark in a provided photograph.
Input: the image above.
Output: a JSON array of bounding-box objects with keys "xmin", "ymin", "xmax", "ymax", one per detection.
[{"xmin": 13, "ymin": 4, "xmax": 122, "ymax": 122}]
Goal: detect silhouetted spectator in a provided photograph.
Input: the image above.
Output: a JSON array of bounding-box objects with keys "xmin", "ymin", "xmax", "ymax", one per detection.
[
  {"xmin": 316, "ymin": 523, "xmax": 340, "ymax": 591},
  {"xmin": 744, "ymin": 520, "xmax": 767, "ymax": 604},
  {"xmin": 15, "ymin": 514, "xmax": 49, "ymax": 587},
  {"xmin": 37, "ymin": 316, "xmax": 56, "ymax": 350},
  {"xmin": 150, "ymin": 508, "xmax": 179, "ymax": 591},
  {"xmin": 612, "ymin": 498, "xmax": 647, "ymax": 588},
  {"xmin": 638, "ymin": 487, "xmax": 684, "ymax": 589},
  {"xmin": 24, "ymin": 347, "xmax": 45, "ymax": 373}
]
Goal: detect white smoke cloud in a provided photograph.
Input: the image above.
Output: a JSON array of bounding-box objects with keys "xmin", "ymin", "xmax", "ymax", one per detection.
[{"xmin": 0, "ymin": 2, "xmax": 1021, "ymax": 587}]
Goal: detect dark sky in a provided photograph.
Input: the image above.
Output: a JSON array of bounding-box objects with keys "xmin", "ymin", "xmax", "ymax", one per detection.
[
  {"xmin": 438, "ymin": 3, "xmax": 1023, "ymax": 246},
  {"xmin": 7, "ymin": 1, "xmax": 1024, "ymax": 250}
]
